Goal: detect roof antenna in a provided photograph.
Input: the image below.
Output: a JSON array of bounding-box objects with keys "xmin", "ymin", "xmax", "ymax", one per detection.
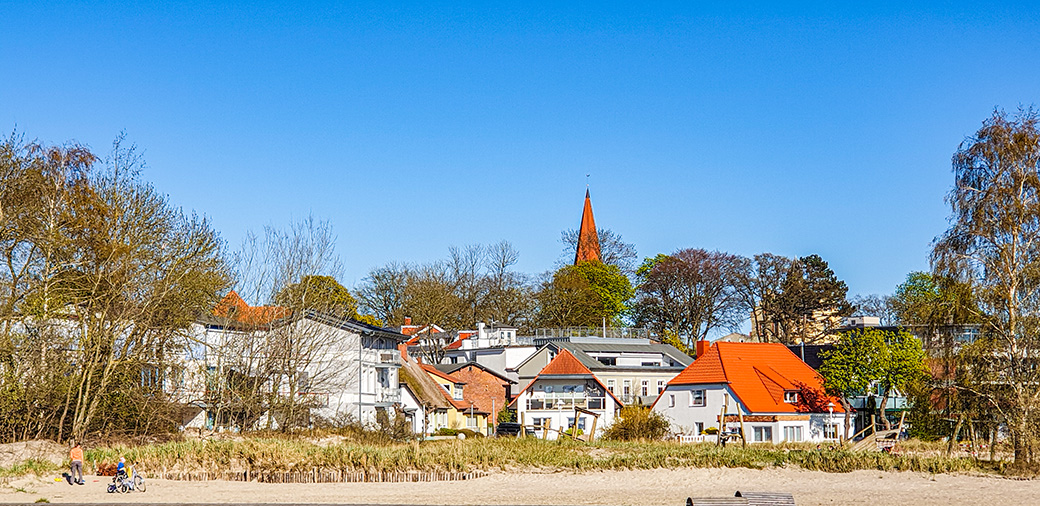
[{"xmin": 586, "ymin": 173, "xmax": 590, "ymax": 188}]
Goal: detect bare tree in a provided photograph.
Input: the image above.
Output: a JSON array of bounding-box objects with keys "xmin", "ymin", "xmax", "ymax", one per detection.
[
  {"xmin": 732, "ymin": 253, "xmax": 795, "ymax": 342},
  {"xmin": 214, "ymin": 216, "xmax": 355, "ymax": 431},
  {"xmin": 355, "ymin": 262, "xmax": 410, "ymax": 326},
  {"xmin": 932, "ymin": 107, "xmax": 1040, "ymax": 465},
  {"xmin": 849, "ymin": 294, "xmax": 898, "ymax": 325},
  {"xmin": 633, "ymin": 249, "xmax": 744, "ymax": 348},
  {"xmin": 560, "ymin": 228, "xmax": 638, "ymax": 273}
]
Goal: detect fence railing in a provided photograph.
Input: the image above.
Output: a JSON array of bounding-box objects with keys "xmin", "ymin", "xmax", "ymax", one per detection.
[{"xmin": 532, "ymin": 327, "xmax": 649, "ymax": 339}]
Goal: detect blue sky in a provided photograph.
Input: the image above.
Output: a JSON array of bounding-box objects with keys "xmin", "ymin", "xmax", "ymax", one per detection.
[{"xmin": 4, "ymin": 2, "xmax": 1039, "ymax": 297}]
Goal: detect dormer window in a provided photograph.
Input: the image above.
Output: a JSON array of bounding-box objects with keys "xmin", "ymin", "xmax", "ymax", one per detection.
[
  {"xmin": 784, "ymin": 390, "xmax": 799, "ymax": 403},
  {"xmin": 454, "ymin": 384, "xmax": 464, "ymax": 401}
]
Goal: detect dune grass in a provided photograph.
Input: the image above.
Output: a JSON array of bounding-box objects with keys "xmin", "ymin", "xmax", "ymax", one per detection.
[{"xmin": 81, "ymin": 436, "xmax": 987, "ymax": 477}]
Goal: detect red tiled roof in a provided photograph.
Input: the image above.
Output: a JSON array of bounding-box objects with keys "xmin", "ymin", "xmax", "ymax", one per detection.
[
  {"xmin": 512, "ymin": 349, "xmax": 622, "ymax": 407},
  {"xmin": 539, "ymin": 349, "xmax": 593, "ymax": 376},
  {"xmin": 400, "ymin": 324, "xmax": 445, "ymax": 336},
  {"xmin": 667, "ymin": 342, "xmax": 845, "ymax": 414},
  {"xmin": 213, "ymin": 291, "xmax": 289, "ymax": 325},
  {"xmin": 575, "ymin": 189, "xmax": 601, "ymax": 264}
]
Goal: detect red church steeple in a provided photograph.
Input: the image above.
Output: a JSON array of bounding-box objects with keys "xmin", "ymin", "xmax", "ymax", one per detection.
[{"xmin": 575, "ymin": 189, "xmax": 601, "ymax": 264}]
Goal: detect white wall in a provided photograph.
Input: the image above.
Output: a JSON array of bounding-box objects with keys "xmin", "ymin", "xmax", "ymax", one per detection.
[
  {"xmin": 653, "ymin": 384, "xmax": 844, "ymax": 443},
  {"xmin": 515, "ymin": 377, "xmax": 617, "ymax": 440}
]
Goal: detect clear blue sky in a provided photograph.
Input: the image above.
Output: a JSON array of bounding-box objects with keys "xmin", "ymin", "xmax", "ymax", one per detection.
[{"xmin": 4, "ymin": 2, "xmax": 1039, "ymax": 298}]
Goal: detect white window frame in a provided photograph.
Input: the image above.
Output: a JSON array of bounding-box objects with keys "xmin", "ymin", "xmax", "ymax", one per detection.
[
  {"xmin": 690, "ymin": 389, "xmax": 705, "ymax": 407},
  {"xmin": 783, "ymin": 425, "xmax": 803, "ymax": 442},
  {"xmin": 657, "ymin": 379, "xmax": 665, "ymax": 394}
]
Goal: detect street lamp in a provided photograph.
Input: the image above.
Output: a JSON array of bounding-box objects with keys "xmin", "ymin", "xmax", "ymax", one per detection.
[{"xmin": 827, "ymin": 402, "xmax": 835, "ymax": 440}]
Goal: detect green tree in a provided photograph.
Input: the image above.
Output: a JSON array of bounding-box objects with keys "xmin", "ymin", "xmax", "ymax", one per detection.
[
  {"xmin": 820, "ymin": 328, "xmax": 927, "ymax": 436},
  {"xmin": 764, "ymin": 254, "xmax": 853, "ymax": 344},
  {"xmin": 276, "ymin": 275, "xmax": 382, "ymax": 325},
  {"xmin": 819, "ymin": 329, "xmax": 883, "ymax": 439},
  {"xmin": 932, "ymin": 108, "xmax": 1040, "ymax": 465},
  {"xmin": 536, "ymin": 261, "xmax": 632, "ymax": 327}
]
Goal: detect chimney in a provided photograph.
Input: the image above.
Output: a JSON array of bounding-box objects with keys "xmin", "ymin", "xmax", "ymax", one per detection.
[
  {"xmin": 404, "ymin": 316, "xmax": 412, "ymax": 326},
  {"xmin": 397, "ymin": 342, "xmax": 410, "ymax": 361},
  {"xmin": 695, "ymin": 339, "xmax": 711, "ymax": 359},
  {"xmin": 477, "ymin": 322, "xmax": 486, "ymax": 341}
]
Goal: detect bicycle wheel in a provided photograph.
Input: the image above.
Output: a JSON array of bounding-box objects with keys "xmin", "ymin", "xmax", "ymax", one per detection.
[
  {"xmin": 134, "ymin": 475, "xmax": 146, "ymax": 492},
  {"xmin": 119, "ymin": 482, "xmax": 129, "ymax": 493}
]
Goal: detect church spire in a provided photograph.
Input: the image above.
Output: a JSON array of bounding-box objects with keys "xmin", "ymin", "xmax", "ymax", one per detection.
[{"xmin": 575, "ymin": 189, "xmax": 601, "ymax": 264}]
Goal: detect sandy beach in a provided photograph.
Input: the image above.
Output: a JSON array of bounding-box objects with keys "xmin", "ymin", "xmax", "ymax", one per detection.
[{"xmin": 2, "ymin": 467, "xmax": 1036, "ymax": 506}]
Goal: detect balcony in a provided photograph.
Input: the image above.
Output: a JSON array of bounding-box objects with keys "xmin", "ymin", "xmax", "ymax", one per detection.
[
  {"xmin": 375, "ymin": 388, "xmax": 401, "ymax": 405},
  {"xmin": 526, "ymin": 396, "xmax": 605, "ymax": 411}
]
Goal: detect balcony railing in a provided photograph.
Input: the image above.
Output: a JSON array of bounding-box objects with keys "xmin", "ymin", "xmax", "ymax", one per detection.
[
  {"xmin": 526, "ymin": 396, "xmax": 606, "ymax": 411},
  {"xmin": 532, "ymin": 327, "xmax": 649, "ymax": 340}
]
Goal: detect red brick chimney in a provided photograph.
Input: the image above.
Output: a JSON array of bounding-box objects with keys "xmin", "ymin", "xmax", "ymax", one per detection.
[
  {"xmin": 404, "ymin": 316, "xmax": 412, "ymax": 325},
  {"xmin": 695, "ymin": 339, "xmax": 711, "ymax": 359}
]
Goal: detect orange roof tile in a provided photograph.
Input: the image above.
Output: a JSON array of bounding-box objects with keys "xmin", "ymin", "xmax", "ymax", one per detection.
[
  {"xmin": 539, "ymin": 349, "xmax": 594, "ymax": 376},
  {"xmin": 575, "ymin": 189, "xmax": 601, "ymax": 264},
  {"xmin": 512, "ymin": 349, "xmax": 623, "ymax": 407},
  {"xmin": 213, "ymin": 291, "xmax": 289, "ymax": 325},
  {"xmin": 667, "ymin": 342, "xmax": 844, "ymax": 414}
]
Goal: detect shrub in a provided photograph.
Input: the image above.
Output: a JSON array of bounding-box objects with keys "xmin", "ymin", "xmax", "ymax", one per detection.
[{"xmin": 603, "ymin": 406, "xmax": 669, "ymax": 441}]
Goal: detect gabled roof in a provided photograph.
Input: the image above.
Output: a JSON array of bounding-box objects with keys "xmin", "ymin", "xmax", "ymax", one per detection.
[
  {"xmin": 212, "ymin": 291, "xmax": 290, "ymax": 326},
  {"xmin": 400, "ymin": 323, "xmax": 445, "ymax": 336},
  {"xmin": 399, "ymin": 358, "xmax": 452, "ymax": 410},
  {"xmin": 417, "ymin": 364, "xmax": 485, "ymax": 413},
  {"xmin": 432, "ymin": 362, "xmax": 516, "ymax": 384},
  {"xmin": 512, "ymin": 349, "xmax": 622, "ymax": 407},
  {"xmin": 420, "ymin": 363, "xmax": 466, "ymax": 385},
  {"xmin": 666, "ymin": 342, "xmax": 844, "ymax": 414},
  {"xmin": 575, "ymin": 189, "xmax": 601, "ymax": 264}
]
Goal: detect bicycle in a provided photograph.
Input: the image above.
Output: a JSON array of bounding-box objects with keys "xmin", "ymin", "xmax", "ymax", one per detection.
[{"xmin": 107, "ymin": 465, "xmax": 146, "ymax": 493}]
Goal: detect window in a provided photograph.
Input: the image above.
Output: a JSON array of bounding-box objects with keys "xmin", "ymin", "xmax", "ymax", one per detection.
[
  {"xmin": 641, "ymin": 380, "xmax": 649, "ymax": 397},
  {"xmin": 641, "ymin": 361, "xmax": 658, "ymax": 367},
  {"xmin": 623, "ymin": 380, "xmax": 631, "ymax": 397},
  {"xmin": 453, "ymin": 384, "xmax": 464, "ymax": 401},
  {"xmin": 606, "ymin": 379, "xmax": 615, "ymax": 394},
  {"xmin": 657, "ymin": 380, "xmax": 665, "ymax": 394},
  {"xmin": 753, "ymin": 426, "xmax": 773, "ymax": 442},
  {"xmin": 668, "ymin": 394, "xmax": 675, "ymax": 407},
  {"xmin": 783, "ymin": 390, "xmax": 799, "ymax": 403},
  {"xmin": 532, "ymin": 417, "xmax": 550, "ymax": 429},
  {"xmin": 783, "ymin": 426, "xmax": 804, "ymax": 442},
  {"xmin": 695, "ymin": 422, "xmax": 704, "ymax": 434},
  {"xmin": 824, "ymin": 424, "xmax": 839, "ymax": 440},
  {"xmin": 598, "ymin": 357, "xmax": 617, "ymax": 366},
  {"xmin": 690, "ymin": 389, "xmax": 705, "ymax": 407}
]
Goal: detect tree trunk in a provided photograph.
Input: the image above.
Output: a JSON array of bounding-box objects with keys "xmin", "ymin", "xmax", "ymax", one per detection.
[
  {"xmin": 947, "ymin": 414, "xmax": 964, "ymax": 457},
  {"xmin": 878, "ymin": 387, "xmax": 892, "ymax": 430},
  {"xmin": 840, "ymin": 398, "xmax": 852, "ymax": 442}
]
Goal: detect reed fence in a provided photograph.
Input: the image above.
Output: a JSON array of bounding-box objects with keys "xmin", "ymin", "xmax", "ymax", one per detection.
[{"xmin": 155, "ymin": 468, "xmax": 486, "ymax": 483}]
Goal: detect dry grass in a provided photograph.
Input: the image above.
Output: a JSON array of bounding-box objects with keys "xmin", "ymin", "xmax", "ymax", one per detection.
[{"xmin": 78, "ymin": 436, "xmax": 990, "ymax": 477}]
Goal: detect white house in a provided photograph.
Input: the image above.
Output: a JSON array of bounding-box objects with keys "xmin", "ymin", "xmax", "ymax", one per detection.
[
  {"xmin": 652, "ymin": 341, "xmax": 845, "ymax": 443},
  {"xmin": 176, "ymin": 292, "xmax": 406, "ymax": 430},
  {"xmin": 511, "ymin": 349, "xmax": 621, "ymax": 440}
]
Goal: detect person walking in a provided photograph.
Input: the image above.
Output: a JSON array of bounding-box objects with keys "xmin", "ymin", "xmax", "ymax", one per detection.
[{"xmin": 69, "ymin": 442, "xmax": 84, "ymax": 485}]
